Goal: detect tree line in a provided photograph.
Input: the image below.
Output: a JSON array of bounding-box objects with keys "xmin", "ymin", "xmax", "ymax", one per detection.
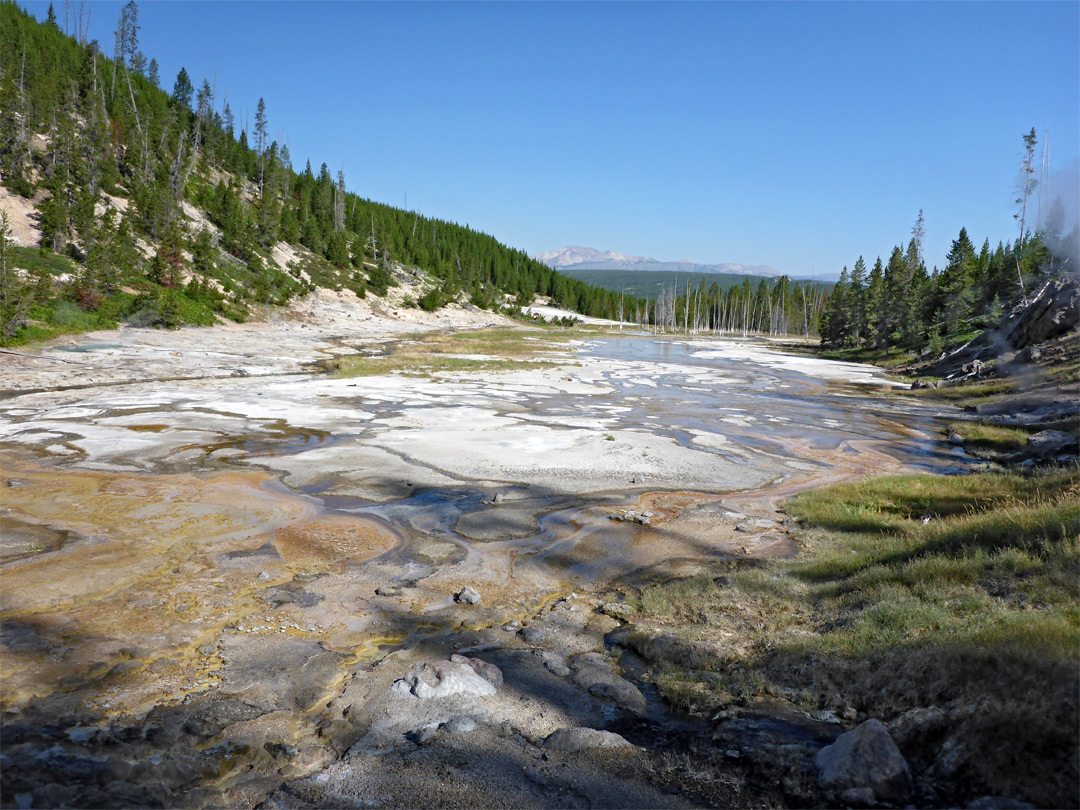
[{"xmin": 820, "ymin": 204, "xmax": 1069, "ymax": 355}]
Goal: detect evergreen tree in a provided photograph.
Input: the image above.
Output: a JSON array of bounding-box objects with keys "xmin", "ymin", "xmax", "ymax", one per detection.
[
  {"xmin": 865, "ymin": 257, "xmax": 886, "ymax": 349},
  {"xmin": 1014, "ymin": 127, "xmax": 1038, "ymax": 244},
  {"xmin": 847, "ymin": 256, "xmax": 867, "ymax": 345},
  {"xmin": 938, "ymin": 227, "xmax": 976, "ymax": 334},
  {"xmin": 172, "ymin": 67, "xmax": 193, "ymax": 109}
]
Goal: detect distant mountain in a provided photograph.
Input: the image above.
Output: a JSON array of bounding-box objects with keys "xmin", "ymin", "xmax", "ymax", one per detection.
[{"xmin": 533, "ymin": 246, "xmax": 781, "ymax": 278}]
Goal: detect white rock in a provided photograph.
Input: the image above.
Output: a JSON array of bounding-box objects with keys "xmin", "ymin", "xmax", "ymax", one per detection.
[{"xmin": 392, "ymin": 657, "xmax": 500, "ymax": 700}]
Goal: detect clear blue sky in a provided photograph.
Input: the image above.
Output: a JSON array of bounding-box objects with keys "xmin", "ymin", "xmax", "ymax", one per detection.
[{"xmin": 27, "ymin": 0, "xmax": 1080, "ymax": 278}]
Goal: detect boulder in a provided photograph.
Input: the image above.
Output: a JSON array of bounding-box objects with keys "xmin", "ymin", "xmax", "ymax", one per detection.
[
  {"xmin": 542, "ymin": 727, "xmax": 633, "ymax": 752},
  {"xmin": 966, "ymin": 797, "xmax": 1036, "ymax": 809},
  {"xmin": 1007, "ymin": 275, "xmax": 1080, "ymax": 349},
  {"xmin": 391, "ymin": 656, "xmax": 501, "ymax": 700},
  {"xmin": 1018, "ymin": 345, "xmax": 1042, "ymax": 363},
  {"xmin": 441, "ymin": 715, "xmax": 478, "ymax": 736},
  {"xmin": 570, "ymin": 652, "xmax": 647, "ymax": 715},
  {"xmin": 599, "ymin": 602, "xmax": 635, "ymax": 622},
  {"xmin": 454, "ymin": 586, "xmax": 482, "ymax": 605},
  {"xmin": 450, "ymin": 653, "xmax": 503, "ymax": 688},
  {"xmin": 404, "ymin": 723, "xmax": 440, "ymax": 745},
  {"xmin": 815, "ymin": 718, "xmax": 912, "ymax": 802},
  {"xmin": 1027, "ymin": 430, "xmax": 1076, "ymax": 459}
]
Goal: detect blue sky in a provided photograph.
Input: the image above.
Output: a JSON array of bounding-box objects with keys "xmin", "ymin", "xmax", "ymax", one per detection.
[{"xmin": 27, "ymin": 1, "xmax": 1080, "ymax": 278}]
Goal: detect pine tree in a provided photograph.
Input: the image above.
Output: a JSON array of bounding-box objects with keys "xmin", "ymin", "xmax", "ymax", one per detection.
[
  {"xmin": 938, "ymin": 228, "xmax": 976, "ymax": 335},
  {"xmin": 1014, "ymin": 128, "xmax": 1038, "ymax": 245},
  {"xmin": 254, "ymin": 97, "xmax": 268, "ymax": 193},
  {"xmin": 172, "ymin": 67, "xmax": 193, "ymax": 109},
  {"xmin": 847, "ymin": 256, "xmax": 867, "ymax": 345},
  {"xmin": 865, "ymin": 257, "xmax": 886, "ymax": 349}
]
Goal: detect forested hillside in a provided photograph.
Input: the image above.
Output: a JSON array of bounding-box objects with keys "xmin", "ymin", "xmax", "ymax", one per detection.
[
  {"xmin": 821, "ymin": 187, "xmax": 1075, "ymax": 356},
  {"xmin": 0, "ymin": 0, "xmax": 644, "ymax": 344}
]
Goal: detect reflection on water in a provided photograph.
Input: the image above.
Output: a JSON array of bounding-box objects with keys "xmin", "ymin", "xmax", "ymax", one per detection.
[{"xmin": 579, "ymin": 336, "xmax": 967, "ymax": 472}]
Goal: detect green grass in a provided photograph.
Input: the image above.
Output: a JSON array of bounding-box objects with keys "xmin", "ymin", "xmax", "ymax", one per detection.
[
  {"xmin": 817, "ymin": 344, "xmax": 918, "ymax": 369},
  {"xmin": 908, "ymin": 377, "xmax": 1019, "ymax": 401},
  {"xmin": 324, "ymin": 325, "xmax": 596, "ymax": 378},
  {"xmin": 10, "ymin": 246, "xmax": 79, "ymax": 276},
  {"xmin": 620, "ymin": 469, "xmax": 1079, "ymax": 803},
  {"xmin": 944, "ymin": 420, "xmax": 1031, "ymax": 455},
  {"xmin": 325, "ymin": 354, "xmax": 552, "ymax": 378}
]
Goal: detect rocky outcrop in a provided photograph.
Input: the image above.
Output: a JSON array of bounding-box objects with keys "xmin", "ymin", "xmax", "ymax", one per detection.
[
  {"xmin": 392, "ymin": 656, "xmax": 502, "ymax": 700},
  {"xmin": 542, "ymin": 727, "xmax": 633, "ymax": 752},
  {"xmin": 1026, "ymin": 429, "xmax": 1077, "ymax": 460},
  {"xmin": 1007, "ymin": 275, "xmax": 1080, "ymax": 349},
  {"xmin": 569, "ymin": 652, "xmax": 647, "ymax": 715},
  {"xmin": 815, "ymin": 718, "xmax": 913, "ymax": 802}
]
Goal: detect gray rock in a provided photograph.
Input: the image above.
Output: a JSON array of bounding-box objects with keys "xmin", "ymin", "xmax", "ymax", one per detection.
[
  {"xmin": 966, "ymin": 797, "xmax": 1036, "ymax": 809},
  {"xmin": 933, "ymin": 738, "xmax": 968, "ymax": 779},
  {"xmin": 570, "ymin": 652, "xmax": 647, "ymax": 715},
  {"xmin": 391, "ymin": 656, "xmax": 501, "ymax": 700},
  {"xmin": 263, "ymin": 741, "xmax": 299, "ymax": 759},
  {"xmin": 1027, "ymin": 429, "xmax": 1076, "ymax": 458},
  {"xmin": 839, "ymin": 786, "xmax": 877, "ymax": 807},
  {"xmin": 544, "ymin": 660, "xmax": 571, "ymax": 678},
  {"xmin": 441, "ymin": 716, "xmax": 478, "ymax": 735},
  {"xmin": 450, "ymin": 653, "xmax": 503, "ymax": 688},
  {"xmin": 815, "ymin": 718, "xmax": 912, "ymax": 802},
  {"xmin": 454, "ymin": 586, "xmax": 482, "ymax": 605},
  {"xmin": 405, "ymin": 723, "xmax": 440, "ymax": 745},
  {"xmin": 542, "ymin": 727, "xmax": 633, "ymax": 752},
  {"xmin": 518, "ymin": 626, "xmax": 549, "ymax": 644},
  {"xmin": 1007, "ymin": 276, "xmax": 1080, "ymax": 349},
  {"xmin": 599, "ymin": 602, "xmax": 635, "ymax": 622},
  {"xmin": 1018, "ymin": 345, "xmax": 1042, "ymax": 363},
  {"xmin": 608, "ymin": 510, "xmax": 652, "ymax": 525}
]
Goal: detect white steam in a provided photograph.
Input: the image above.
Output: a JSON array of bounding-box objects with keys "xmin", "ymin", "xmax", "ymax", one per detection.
[{"xmin": 1038, "ymin": 157, "xmax": 1080, "ymax": 272}]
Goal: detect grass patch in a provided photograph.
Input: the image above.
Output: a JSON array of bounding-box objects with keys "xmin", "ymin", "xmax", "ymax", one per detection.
[
  {"xmin": 325, "ymin": 325, "xmax": 596, "ymax": 378},
  {"xmin": 944, "ymin": 420, "xmax": 1030, "ymax": 455},
  {"xmin": 11, "ymin": 246, "xmax": 79, "ymax": 276},
  {"xmin": 817, "ymin": 345, "xmax": 918, "ymax": 369},
  {"xmin": 907, "ymin": 377, "xmax": 1018, "ymax": 401},
  {"xmin": 325, "ymin": 354, "xmax": 551, "ymax": 378},
  {"xmin": 622, "ymin": 468, "xmax": 1079, "ymax": 804}
]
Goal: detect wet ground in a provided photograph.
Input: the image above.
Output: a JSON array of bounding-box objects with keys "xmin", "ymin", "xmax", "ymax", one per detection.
[{"xmin": 0, "ymin": 329, "xmax": 973, "ymax": 808}]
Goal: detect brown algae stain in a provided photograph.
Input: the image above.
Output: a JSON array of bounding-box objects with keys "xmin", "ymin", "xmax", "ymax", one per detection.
[{"xmin": 0, "ymin": 450, "xmax": 400, "ymax": 714}]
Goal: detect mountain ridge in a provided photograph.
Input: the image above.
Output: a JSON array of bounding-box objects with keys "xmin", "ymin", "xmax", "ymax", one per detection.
[{"xmin": 532, "ymin": 246, "xmax": 781, "ymax": 278}]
